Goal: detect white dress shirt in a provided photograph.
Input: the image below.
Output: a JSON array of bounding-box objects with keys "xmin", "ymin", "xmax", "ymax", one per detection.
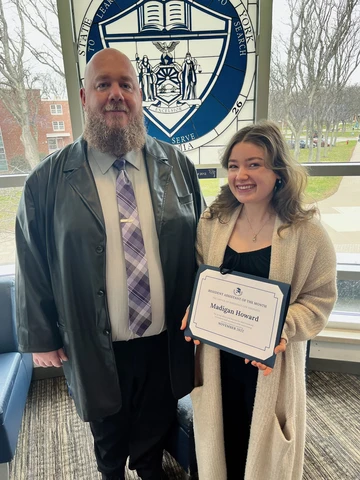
[{"xmin": 88, "ymin": 146, "xmax": 166, "ymax": 340}]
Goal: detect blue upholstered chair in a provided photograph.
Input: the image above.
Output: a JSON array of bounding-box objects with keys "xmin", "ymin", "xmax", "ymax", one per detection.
[{"xmin": 0, "ymin": 276, "xmax": 33, "ymax": 480}]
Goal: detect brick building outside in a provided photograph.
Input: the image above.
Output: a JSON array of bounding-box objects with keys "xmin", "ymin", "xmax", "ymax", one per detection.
[{"xmin": 0, "ymin": 90, "xmax": 73, "ymax": 174}]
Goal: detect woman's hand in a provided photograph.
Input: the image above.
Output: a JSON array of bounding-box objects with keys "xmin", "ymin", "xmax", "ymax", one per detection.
[
  {"xmin": 180, "ymin": 307, "xmax": 201, "ymax": 345},
  {"xmin": 244, "ymin": 338, "xmax": 287, "ymax": 376}
]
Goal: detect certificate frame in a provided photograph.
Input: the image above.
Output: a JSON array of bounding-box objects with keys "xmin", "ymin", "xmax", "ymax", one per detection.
[{"xmin": 185, "ymin": 264, "xmax": 291, "ymax": 367}]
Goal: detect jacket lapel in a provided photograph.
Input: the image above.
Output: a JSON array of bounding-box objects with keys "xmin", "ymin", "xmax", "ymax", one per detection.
[
  {"xmin": 62, "ymin": 135, "xmax": 172, "ymax": 234},
  {"xmin": 144, "ymin": 136, "xmax": 172, "ymax": 237},
  {"xmin": 63, "ymin": 137, "xmax": 105, "ymax": 229}
]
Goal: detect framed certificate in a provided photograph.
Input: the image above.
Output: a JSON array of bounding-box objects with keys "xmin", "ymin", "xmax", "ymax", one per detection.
[{"xmin": 185, "ymin": 265, "xmax": 291, "ymax": 367}]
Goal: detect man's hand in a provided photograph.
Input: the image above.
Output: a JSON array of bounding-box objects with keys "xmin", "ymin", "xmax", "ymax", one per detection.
[
  {"xmin": 33, "ymin": 348, "xmax": 68, "ymax": 368},
  {"xmin": 180, "ymin": 308, "xmax": 201, "ymax": 345},
  {"xmin": 244, "ymin": 338, "xmax": 287, "ymax": 376}
]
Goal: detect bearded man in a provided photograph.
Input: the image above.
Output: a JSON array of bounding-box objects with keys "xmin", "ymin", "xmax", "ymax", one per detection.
[{"xmin": 16, "ymin": 48, "xmax": 205, "ymax": 480}]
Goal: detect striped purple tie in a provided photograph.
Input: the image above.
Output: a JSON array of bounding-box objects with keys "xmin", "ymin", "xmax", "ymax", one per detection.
[{"xmin": 114, "ymin": 158, "xmax": 151, "ymax": 336}]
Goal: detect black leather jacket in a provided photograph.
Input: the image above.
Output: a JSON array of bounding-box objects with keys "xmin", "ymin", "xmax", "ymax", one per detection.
[{"xmin": 16, "ymin": 135, "xmax": 205, "ymax": 421}]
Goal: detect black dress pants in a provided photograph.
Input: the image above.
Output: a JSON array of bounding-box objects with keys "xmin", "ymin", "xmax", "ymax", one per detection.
[
  {"xmin": 220, "ymin": 350, "xmax": 258, "ymax": 480},
  {"xmin": 90, "ymin": 331, "xmax": 176, "ymax": 480}
]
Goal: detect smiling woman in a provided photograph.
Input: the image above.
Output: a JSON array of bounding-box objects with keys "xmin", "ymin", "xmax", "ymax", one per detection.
[{"xmin": 185, "ymin": 120, "xmax": 337, "ymax": 480}]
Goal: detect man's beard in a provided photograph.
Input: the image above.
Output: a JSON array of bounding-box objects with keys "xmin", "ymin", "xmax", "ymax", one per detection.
[{"xmin": 83, "ymin": 105, "xmax": 147, "ymax": 156}]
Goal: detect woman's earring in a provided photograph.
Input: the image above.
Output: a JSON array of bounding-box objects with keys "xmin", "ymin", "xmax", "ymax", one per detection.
[{"xmin": 274, "ymin": 178, "xmax": 282, "ymax": 191}]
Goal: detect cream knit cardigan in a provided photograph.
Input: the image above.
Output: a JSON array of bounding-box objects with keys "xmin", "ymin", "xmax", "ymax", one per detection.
[{"xmin": 191, "ymin": 206, "xmax": 337, "ymax": 480}]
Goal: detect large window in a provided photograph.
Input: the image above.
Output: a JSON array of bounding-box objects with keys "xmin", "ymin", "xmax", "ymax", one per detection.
[
  {"xmin": 271, "ymin": 0, "xmax": 360, "ymax": 331},
  {"xmin": 199, "ymin": 0, "xmax": 360, "ymax": 336},
  {"xmin": 0, "ymin": 0, "xmax": 70, "ymax": 268},
  {"xmin": 270, "ymin": 0, "xmax": 360, "ymax": 164}
]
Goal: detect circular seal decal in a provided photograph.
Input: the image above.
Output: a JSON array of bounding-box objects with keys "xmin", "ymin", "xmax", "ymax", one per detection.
[{"xmin": 77, "ymin": 0, "xmax": 256, "ymax": 150}]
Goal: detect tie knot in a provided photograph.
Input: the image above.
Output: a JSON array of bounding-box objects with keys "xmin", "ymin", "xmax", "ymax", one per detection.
[{"xmin": 114, "ymin": 158, "xmax": 126, "ymax": 171}]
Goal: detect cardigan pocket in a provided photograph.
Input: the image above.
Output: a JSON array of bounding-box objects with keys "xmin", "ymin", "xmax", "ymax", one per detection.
[
  {"xmin": 274, "ymin": 412, "xmax": 294, "ymax": 443},
  {"xmin": 268, "ymin": 413, "xmax": 296, "ymax": 477}
]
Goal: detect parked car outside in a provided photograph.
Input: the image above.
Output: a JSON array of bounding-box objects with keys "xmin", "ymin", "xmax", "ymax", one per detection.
[
  {"xmin": 313, "ymin": 138, "xmax": 330, "ymax": 147},
  {"xmin": 287, "ymin": 140, "xmax": 295, "ymax": 149},
  {"xmin": 299, "ymin": 139, "xmax": 315, "ymax": 148}
]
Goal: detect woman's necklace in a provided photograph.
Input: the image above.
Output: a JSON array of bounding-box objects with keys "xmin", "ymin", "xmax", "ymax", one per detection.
[{"xmin": 243, "ymin": 209, "xmax": 272, "ymax": 242}]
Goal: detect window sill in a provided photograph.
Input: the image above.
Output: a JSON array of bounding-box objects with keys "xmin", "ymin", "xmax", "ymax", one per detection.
[{"xmin": 315, "ymin": 328, "xmax": 360, "ymax": 345}]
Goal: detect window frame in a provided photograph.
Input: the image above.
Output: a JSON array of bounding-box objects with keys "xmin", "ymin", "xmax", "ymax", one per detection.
[
  {"xmin": 50, "ymin": 104, "xmax": 63, "ymax": 115},
  {"xmin": 48, "ymin": 137, "xmax": 60, "ymax": 153},
  {"xmin": 52, "ymin": 120, "xmax": 65, "ymax": 131}
]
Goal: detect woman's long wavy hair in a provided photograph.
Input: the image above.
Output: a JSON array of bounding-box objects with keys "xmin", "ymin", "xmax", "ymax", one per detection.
[{"xmin": 207, "ymin": 120, "xmax": 317, "ymax": 233}]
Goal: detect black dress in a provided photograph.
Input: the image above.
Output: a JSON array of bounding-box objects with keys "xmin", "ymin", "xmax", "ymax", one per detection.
[{"xmin": 220, "ymin": 245, "xmax": 271, "ymax": 480}]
